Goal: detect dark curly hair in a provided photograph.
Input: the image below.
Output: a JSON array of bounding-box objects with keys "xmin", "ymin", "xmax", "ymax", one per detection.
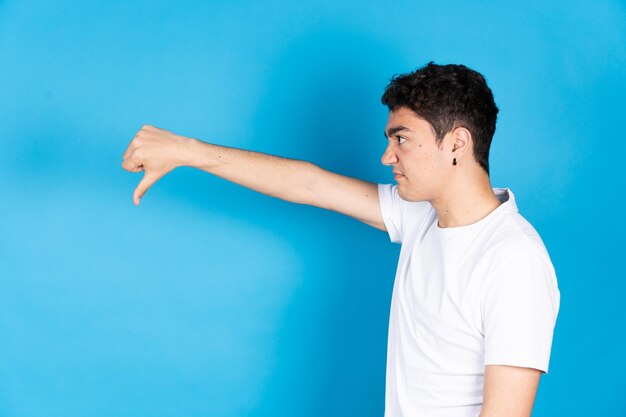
[{"xmin": 381, "ymin": 61, "xmax": 499, "ymax": 175}]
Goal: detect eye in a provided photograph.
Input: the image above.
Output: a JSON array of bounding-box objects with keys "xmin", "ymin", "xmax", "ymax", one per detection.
[{"xmin": 396, "ymin": 136, "xmax": 406, "ymax": 144}]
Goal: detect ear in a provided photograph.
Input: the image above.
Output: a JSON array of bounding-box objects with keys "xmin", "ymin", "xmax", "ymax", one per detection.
[{"xmin": 450, "ymin": 126, "xmax": 472, "ymax": 159}]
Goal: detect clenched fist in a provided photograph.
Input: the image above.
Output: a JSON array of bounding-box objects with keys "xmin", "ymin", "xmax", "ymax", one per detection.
[{"xmin": 122, "ymin": 124, "xmax": 196, "ymax": 206}]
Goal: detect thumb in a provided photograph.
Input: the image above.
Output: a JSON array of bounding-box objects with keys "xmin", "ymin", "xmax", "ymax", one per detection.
[{"xmin": 133, "ymin": 170, "xmax": 163, "ymax": 206}]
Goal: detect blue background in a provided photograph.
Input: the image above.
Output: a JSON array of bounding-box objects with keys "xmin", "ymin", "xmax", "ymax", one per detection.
[{"xmin": 1, "ymin": 0, "xmax": 625, "ymax": 416}]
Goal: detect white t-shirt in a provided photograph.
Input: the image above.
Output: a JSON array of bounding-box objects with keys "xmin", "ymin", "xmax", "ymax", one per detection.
[{"xmin": 378, "ymin": 184, "xmax": 561, "ymax": 417}]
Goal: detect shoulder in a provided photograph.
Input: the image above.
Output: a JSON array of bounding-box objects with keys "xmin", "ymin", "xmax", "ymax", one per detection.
[
  {"xmin": 483, "ymin": 208, "xmax": 553, "ymax": 267},
  {"xmin": 486, "ymin": 188, "xmax": 552, "ymax": 260},
  {"xmin": 469, "ymin": 210, "xmax": 560, "ymax": 306}
]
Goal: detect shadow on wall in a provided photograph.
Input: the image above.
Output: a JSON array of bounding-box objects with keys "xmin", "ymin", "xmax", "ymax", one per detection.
[{"xmin": 232, "ymin": 27, "xmax": 404, "ymax": 417}]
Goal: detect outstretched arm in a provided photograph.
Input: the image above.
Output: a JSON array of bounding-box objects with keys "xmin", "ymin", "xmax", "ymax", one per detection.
[{"xmin": 121, "ymin": 125, "xmax": 386, "ymax": 231}]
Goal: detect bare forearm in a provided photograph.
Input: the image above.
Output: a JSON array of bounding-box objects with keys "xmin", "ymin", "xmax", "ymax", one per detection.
[
  {"xmin": 123, "ymin": 126, "xmax": 384, "ymax": 227},
  {"xmin": 184, "ymin": 137, "xmax": 318, "ymax": 204}
]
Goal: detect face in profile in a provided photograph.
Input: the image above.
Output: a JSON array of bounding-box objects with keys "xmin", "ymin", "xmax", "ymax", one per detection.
[{"xmin": 381, "ymin": 107, "xmax": 451, "ymax": 202}]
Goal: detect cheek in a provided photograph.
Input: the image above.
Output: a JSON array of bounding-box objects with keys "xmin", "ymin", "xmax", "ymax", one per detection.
[{"xmin": 403, "ymin": 150, "xmax": 431, "ymax": 173}]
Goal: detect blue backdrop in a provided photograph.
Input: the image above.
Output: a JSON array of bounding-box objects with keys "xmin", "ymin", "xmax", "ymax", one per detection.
[{"xmin": 1, "ymin": 0, "xmax": 624, "ymax": 416}]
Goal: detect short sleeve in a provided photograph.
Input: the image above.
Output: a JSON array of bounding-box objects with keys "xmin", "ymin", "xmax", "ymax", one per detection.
[
  {"xmin": 481, "ymin": 246, "xmax": 561, "ymax": 374},
  {"xmin": 378, "ymin": 183, "xmax": 405, "ymax": 244},
  {"xmin": 378, "ymin": 183, "xmax": 434, "ymax": 244}
]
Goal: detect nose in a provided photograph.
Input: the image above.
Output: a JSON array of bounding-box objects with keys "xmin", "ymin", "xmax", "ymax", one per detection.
[{"xmin": 381, "ymin": 143, "xmax": 398, "ymax": 166}]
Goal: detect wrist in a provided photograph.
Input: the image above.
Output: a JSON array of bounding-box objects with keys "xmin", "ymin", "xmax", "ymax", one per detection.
[{"xmin": 181, "ymin": 136, "xmax": 221, "ymax": 171}]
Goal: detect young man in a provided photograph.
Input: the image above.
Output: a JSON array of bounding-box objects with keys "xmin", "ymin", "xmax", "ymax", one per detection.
[{"xmin": 121, "ymin": 62, "xmax": 561, "ymax": 417}]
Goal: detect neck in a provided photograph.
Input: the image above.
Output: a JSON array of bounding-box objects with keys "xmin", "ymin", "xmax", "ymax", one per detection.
[{"xmin": 431, "ymin": 170, "xmax": 503, "ymax": 229}]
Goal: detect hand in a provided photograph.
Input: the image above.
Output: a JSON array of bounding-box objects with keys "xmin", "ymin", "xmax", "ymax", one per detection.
[{"xmin": 121, "ymin": 124, "xmax": 194, "ymax": 206}]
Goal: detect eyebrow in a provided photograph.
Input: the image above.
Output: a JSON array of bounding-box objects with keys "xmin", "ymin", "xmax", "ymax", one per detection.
[{"xmin": 384, "ymin": 125, "xmax": 411, "ymax": 139}]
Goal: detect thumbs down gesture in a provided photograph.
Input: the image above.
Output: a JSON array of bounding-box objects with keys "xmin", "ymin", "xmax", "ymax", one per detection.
[{"xmin": 121, "ymin": 125, "xmax": 196, "ymax": 206}]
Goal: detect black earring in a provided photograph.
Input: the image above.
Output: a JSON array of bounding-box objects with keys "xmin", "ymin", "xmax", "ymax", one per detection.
[{"xmin": 453, "ymin": 158, "xmax": 457, "ymax": 166}]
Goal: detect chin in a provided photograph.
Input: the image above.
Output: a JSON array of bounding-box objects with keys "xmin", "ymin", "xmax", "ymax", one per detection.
[
  {"xmin": 398, "ymin": 184, "xmax": 427, "ymax": 202},
  {"xmin": 397, "ymin": 186, "xmax": 415, "ymax": 201}
]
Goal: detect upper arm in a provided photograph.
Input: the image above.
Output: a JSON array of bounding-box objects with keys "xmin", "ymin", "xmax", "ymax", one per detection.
[
  {"xmin": 480, "ymin": 364, "xmax": 542, "ymax": 417},
  {"xmin": 305, "ymin": 164, "xmax": 386, "ymax": 232},
  {"xmin": 481, "ymin": 244, "xmax": 560, "ymax": 374}
]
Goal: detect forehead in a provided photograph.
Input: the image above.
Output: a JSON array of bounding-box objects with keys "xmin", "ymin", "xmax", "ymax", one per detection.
[{"xmin": 385, "ymin": 107, "xmax": 434, "ymax": 136}]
